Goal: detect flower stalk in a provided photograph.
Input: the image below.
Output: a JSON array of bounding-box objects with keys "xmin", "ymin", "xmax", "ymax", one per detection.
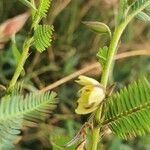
[{"xmin": 91, "ymin": 1, "xmax": 150, "ymax": 149}]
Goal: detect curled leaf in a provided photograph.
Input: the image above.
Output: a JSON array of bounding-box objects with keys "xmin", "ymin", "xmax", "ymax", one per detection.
[{"xmin": 82, "ymin": 21, "xmax": 111, "ymax": 38}]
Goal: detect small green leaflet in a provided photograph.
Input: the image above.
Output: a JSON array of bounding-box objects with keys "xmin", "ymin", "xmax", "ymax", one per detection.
[
  {"xmin": 136, "ymin": 11, "xmax": 150, "ymax": 22},
  {"xmin": 127, "ymin": 0, "xmax": 150, "ymax": 23},
  {"xmin": 117, "ymin": 0, "xmax": 128, "ymax": 25},
  {"xmin": 34, "ymin": 25, "xmax": 53, "ymax": 53},
  {"xmin": 96, "ymin": 46, "xmax": 108, "ymax": 68},
  {"xmin": 19, "ymin": 0, "xmax": 37, "ymax": 10},
  {"xmin": 32, "ymin": 0, "xmax": 52, "ymax": 28},
  {"xmin": 129, "ymin": 0, "xmax": 150, "ymax": 14},
  {"xmin": 82, "ymin": 21, "xmax": 112, "ymax": 38}
]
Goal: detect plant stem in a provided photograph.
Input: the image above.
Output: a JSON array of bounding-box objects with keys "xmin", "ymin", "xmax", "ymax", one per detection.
[
  {"xmin": 101, "ymin": 24, "xmax": 126, "ymax": 87},
  {"xmin": 91, "ymin": 25, "xmax": 125, "ymax": 150},
  {"xmin": 101, "ymin": 0, "xmax": 150, "ymax": 87},
  {"xmin": 91, "ymin": 1, "xmax": 150, "ymax": 149},
  {"xmin": 91, "ymin": 126, "xmax": 100, "ymax": 150},
  {"xmin": 91, "ymin": 107, "xmax": 102, "ymax": 150},
  {"xmin": 7, "ymin": 38, "xmax": 33, "ymax": 92}
]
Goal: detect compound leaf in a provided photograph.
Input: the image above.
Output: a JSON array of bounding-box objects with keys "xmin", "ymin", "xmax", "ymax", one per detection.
[
  {"xmin": 103, "ymin": 77, "xmax": 150, "ymax": 139},
  {"xmin": 34, "ymin": 25, "xmax": 53, "ymax": 52}
]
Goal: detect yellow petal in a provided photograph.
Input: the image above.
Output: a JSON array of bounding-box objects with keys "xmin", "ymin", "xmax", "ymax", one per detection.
[
  {"xmin": 78, "ymin": 85, "xmax": 93, "ymax": 96},
  {"xmin": 88, "ymin": 87, "xmax": 105, "ymax": 105},
  {"xmin": 75, "ymin": 86, "xmax": 105, "ymax": 115},
  {"xmin": 75, "ymin": 101, "xmax": 98, "ymax": 114},
  {"xmin": 75, "ymin": 76, "xmax": 105, "ymax": 115},
  {"xmin": 76, "ymin": 75, "xmax": 99, "ymax": 86}
]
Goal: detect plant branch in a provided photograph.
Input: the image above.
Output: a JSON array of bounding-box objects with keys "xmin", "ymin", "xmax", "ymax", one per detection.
[
  {"xmin": 92, "ymin": 1, "xmax": 150, "ymax": 149},
  {"xmin": 101, "ymin": 1, "xmax": 150, "ymax": 87}
]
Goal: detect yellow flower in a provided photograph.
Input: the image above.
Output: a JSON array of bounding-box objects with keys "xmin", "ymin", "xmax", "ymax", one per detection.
[{"xmin": 75, "ymin": 75, "xmax": 105, "ymax": 115}]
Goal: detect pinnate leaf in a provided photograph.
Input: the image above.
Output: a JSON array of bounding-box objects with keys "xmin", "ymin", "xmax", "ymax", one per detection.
[
  {"xmin": 34, "ymin": 25, "xmax": 53, "ymax": 52},
  {"xmin": 103, "ymin": 77, "xmax": 150, "ymax": 139}
]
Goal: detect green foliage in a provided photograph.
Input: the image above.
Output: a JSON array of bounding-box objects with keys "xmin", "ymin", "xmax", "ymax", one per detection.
[
  {"xmin": 0, "ymin": 91, "xmax": 57, "ymax": 148},
  {"xmin": 34, "ymin": 25, "xmax": 53, "ymax": 52},
  {"xmin": 96, "ymin": 46, "xmax": 108, "ymax": 68},
  {"xmin": 19, "ymin": 0, "xmax": 36, "ymax": 10},
  {"xmin": 32, "ymin": 0, "xmax": 52, "ymax": 28},
  {"xmin": 130, "ymin": 0, "xmax": 150, "ymax": 14},
  {"xmin": 126, "ymin": 0, "xmax": 150, "ymax": 24},
  {"xmin": 103, "ymin": 77, "xmax": 150, "ymax": 139},
  {"xmin": 1, "ymin": 0, "xmax": 150, "ymax": 149},
  {"xmin": 36, "ymin": 0, "xmax": 51, "ymax": 18},
  {"xmin": 117, "ymin": 0, "xmax": 128, "ymax": 25},
  {"xmin": 129, "ymin": 0, "xmax": 150, "ymax": 22},
  {"xmin": 0, "ymin": 116, "xmax": 23, "ymax": 149},
  {"xmin": 136, "ymin": 11, "xmax": 150, "ymax": 22}
]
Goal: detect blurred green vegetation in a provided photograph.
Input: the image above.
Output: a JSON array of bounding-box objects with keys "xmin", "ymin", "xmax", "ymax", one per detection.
[{"xmin": 0, "ymin": 0, "xmax": 150, "ymax": 149}]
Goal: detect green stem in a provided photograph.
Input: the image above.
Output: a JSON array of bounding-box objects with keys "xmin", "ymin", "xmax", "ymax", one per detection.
[
  {"xmin": 91, "ymin": 1, "xmax": 150, "ymax": 149},
  {"xmin": 7, "ymin": 38, "xmax": 33, "ymax": 92},
  {"xmin": 91, "ymin": 127, "xmax": 100, "ymax": 150},
  {"xmin": 101, "ymin": 23, "xmax": 126, "ymax": 87},
  {"xmin": 91, "ymin": 107, "xmax": 102, "ymax": 150},
  {"xmin": 101, "ymin": 0, "xmax": 150, "ymax": 87},
  {"xmin": 91, "ymin": 25, "xmax": 125, "ymax": 150}
]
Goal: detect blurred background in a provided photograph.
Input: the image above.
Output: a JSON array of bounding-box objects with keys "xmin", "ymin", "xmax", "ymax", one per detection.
[{"xmin": 0, "ymin": 0, "xmax": 150, "ymax": 149}]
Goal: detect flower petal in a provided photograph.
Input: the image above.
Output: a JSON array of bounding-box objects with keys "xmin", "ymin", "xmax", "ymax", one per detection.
[
  {"xmin": 75, "ymin": 101, "xmax": 98, "ymax": 114},
  {"xmin": 76, "ymin": 75, "xmax": 99, "ymax": 86},
  {"xmin": 0, "ymin": 12, "xmax": 29, "ymax": 42},
  {"xmin": 78, "ymin": 85, "xmax": 93, "ymax": 96},
  {"xmin": 75, "ymin": 76, "xmax": 105, "ymax": 115},
  {"xmin": 88, "ymin": 87, "xmax": 105, "ymax": 105}
]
